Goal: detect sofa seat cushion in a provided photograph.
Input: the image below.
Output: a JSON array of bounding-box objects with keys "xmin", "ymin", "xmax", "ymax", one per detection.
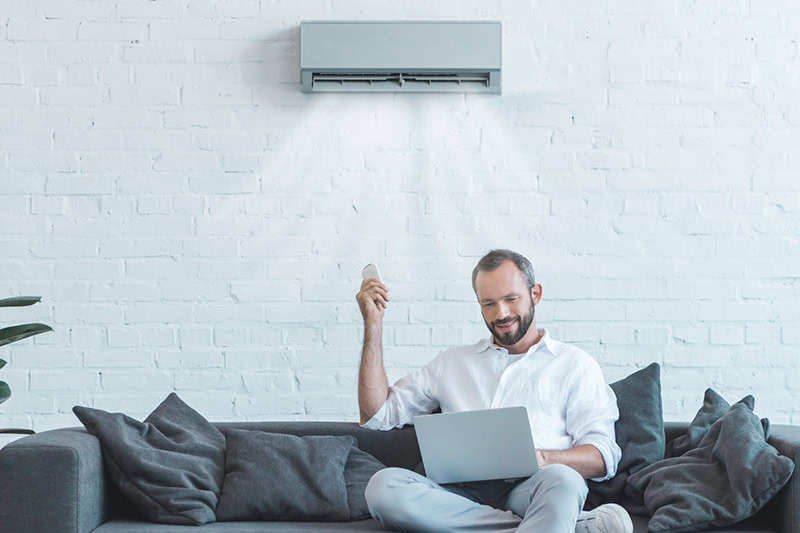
[
  {"xmin": 93, "ymin": 516, "xmax": 777, "ymax": 533},
  {"xmin": 630, "ymin": 513, "xmax": 774, "ymax": 533},
  {"xmin": 94, "ymin": 518, "xmax": 388, "ymax": 532}
]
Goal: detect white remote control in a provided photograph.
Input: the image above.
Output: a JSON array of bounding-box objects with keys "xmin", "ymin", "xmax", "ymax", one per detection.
[{"xmin": 361, "ymin": 263, "xmax": 382, "ymax": 282}]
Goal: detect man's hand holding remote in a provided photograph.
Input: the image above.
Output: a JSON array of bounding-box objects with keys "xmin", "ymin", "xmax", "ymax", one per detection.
[
  {"xmin": 356, "ymin": 279, "xmax": 389, "ymax": 326},
  {"xmin": 356, "ymin": 263, "xmax": 389, "ymax": 326}
]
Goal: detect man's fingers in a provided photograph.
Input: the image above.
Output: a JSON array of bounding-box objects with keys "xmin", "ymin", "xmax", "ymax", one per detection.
[
  {"xmin": 357, "ymin": 287, "xmax": 388, "ymax": 300},
  {"xmin": 362, "ymin": 279, "xmax": 388, "ymax": 291},
  {"xmin": 356, "ymin": 287, "xmax": 387, "ymax": 301},
  {"xmin": 358, "ymin": 283, "xmax": 389, "ymax": 298},
  {"xmin": 357, "ymin": 280, "xmax": 390, "ymax": 312},
  {"xmin": 373, "ymin": 293, "xmax": 388, "ymax": 308},
  {"xmin": 375, "ymin": 287, "xmax": 389, "ymax": 300}
]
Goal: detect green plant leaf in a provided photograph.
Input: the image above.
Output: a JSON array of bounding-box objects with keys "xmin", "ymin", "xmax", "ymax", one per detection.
[
  {"xmin": 0, "ymin": 429, "xmax": 35, "ymax": 435},
  {"xmin": 0, "ymin": 296, "xmax": 42, "ymax": 308},
  {"xmin": 0, "ymin": 323, "xmax": 54, "ymax": 347},
  {"xmin": 0, "ymin": 381, "xmax": 9, "ymax": 404},
  {"xmin": 0, "ymin": 359, "xmax": 5, "ymax": 370}
]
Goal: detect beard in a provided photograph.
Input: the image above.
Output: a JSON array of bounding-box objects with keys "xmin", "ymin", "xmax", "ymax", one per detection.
[{"xmin": 484, "ymin": 298, "xmax": 535, "ymax": 347}]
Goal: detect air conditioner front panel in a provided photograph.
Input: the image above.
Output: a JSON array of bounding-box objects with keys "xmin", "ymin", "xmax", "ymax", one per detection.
[{"xmin": 300, "ymin": 21, "xmax": 501, "ymax": 93}]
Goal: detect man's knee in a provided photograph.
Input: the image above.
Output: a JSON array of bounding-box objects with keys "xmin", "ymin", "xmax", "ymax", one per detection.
[
  {"xmin": 537, "ymin": 464, "xmax": 588, "ymax": 499},
  {"xmin": 365, "ymin": 467, "xmax": 415, "ymax": 518}
]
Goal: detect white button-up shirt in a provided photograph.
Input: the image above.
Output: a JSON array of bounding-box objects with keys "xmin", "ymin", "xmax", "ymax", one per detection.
[{"xmin": 360, "ymin": 328, "xmax": 622, "ymax": 482}]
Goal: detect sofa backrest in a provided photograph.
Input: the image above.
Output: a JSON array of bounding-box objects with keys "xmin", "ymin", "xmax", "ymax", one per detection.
[
  {"xmin": 211, "ymin": 421, "xmax": 692, "ymax": 471},
  {"xmin": 213, "ymin": 421, "xmax": 423, "ymax": 471}
]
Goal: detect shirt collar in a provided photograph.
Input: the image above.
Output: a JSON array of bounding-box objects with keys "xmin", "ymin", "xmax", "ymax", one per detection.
[{"xmin": 473, "ymin": 327, "xmax": 555, "ymax": 356}]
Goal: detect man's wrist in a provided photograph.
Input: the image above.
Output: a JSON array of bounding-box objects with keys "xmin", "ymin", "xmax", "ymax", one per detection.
[
  {"xmin": 536, "ymin": 449, "xmax": 553, "ymax": 468},
  {"xmin": 540, "ymin": 449, "xmax": 553, "ymax": 466},
  {"xmin": 364, "ymin": 320, "xmax": 382, "ymax": 333}
]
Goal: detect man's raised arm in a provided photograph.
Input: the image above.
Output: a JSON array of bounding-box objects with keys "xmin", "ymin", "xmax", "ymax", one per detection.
[{"xmin": 355, "ymin": 278, "xmax": 390, "ymax": 425}]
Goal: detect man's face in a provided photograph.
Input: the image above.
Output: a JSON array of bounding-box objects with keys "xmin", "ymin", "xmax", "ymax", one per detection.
[{"xmin": 475, "ymin": 261, "xmax": 540, "ymax": 348}]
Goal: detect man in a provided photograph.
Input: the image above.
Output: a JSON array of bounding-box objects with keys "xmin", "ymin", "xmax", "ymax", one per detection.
[{"xmin": 354, "ymin": 249, "xmax": 633, "ymax": 533}]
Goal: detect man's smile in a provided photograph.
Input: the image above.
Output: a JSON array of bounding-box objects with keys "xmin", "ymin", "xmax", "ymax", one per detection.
[{"xmin": 496, "ymin": 319, "xmax": 518, "ymax": 332}]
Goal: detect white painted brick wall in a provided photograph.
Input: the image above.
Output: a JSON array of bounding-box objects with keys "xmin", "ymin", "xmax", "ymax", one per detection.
[{"xmin": 1, "ymin": 0, "xmax": 800, "ymax": 446}]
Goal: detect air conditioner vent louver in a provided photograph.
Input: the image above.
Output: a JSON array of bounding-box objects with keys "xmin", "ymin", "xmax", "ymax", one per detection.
[
  {"xmin": 311, "ymin": 72, "xmax": 493, "ymax": 92},
  {"xmin": 300, "ymin": 21, "xmax": 502, "ymax": 94}
]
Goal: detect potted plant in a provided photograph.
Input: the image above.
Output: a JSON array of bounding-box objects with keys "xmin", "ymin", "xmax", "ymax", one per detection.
[{"xmin": 0, "ymin": 296, "xmax": 53, "ymax": 435}]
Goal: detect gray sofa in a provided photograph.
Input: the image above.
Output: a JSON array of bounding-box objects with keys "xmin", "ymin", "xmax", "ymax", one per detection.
[{"xmin": 0, "ymin": 420, "xmax": 797, "ymax": 533}]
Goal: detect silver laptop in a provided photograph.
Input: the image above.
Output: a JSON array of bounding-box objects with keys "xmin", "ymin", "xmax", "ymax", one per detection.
[{"xmin": 413, "ymin": 406, "xmax": 538, "ymax": 484}]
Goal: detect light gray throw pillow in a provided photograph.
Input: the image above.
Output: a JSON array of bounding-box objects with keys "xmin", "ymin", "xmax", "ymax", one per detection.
[
  {"xmin": 73, "ymin": 393, "xmax": 225, "ymax": 525},
  {"xmin": 215, "ymin": 429, "xmax": 354, "ymax": 522}
]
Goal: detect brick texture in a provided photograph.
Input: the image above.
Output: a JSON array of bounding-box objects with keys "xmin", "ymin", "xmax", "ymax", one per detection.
[{"xmin": 1, "ymin": 1, "xmax": 799, "ymax": 443}]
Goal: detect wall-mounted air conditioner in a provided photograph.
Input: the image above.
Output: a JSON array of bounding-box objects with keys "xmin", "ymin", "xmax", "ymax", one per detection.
[{"xmin": 300, "ymin": 21, "xmax": 502, "ymax": 94}]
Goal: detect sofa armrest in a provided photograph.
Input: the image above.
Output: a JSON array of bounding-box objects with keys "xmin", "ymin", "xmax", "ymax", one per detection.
[
  {"xmin": 760, "ymin": 424, "xmax": 800, "ymax": 533},
  {"xmin": 0, "ymin": 427, "xmax": 111, "ymax": 533}
]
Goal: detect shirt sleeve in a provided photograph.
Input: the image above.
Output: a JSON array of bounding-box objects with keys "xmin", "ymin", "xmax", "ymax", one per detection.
[
  {"xmin": 565, "ymin": 357, "xmax": 622, "ymax": 482},
  {"xmin": 359, "ymin": 354, "xmax": 442, "ymax": 431}
]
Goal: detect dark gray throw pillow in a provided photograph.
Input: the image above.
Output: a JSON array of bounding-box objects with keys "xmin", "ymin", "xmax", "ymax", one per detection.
[
  {"xmin": 345, "ymin": 445, "xmax": 386, "ymax": 520},
  {"xmin": 627, "ymin": 394, "xmax": 794, "ymax": 532},
  {"xmin": 215, "ymin": 429, "xmax": 354, "ymax": 522},
  {"xmin": 585, "ymin": 362, "xmax": 664, "ymax": 512},
  {"xmin": 72, "ymin": 393, "xmax": 225, "ymax": 525},
  {"xmin": 665, "ymin": 388, "xmax": 732, "ymax": 458},
  {"xmin": 664, "ymin": 388, "xmax": 770, "ymax": 459}
]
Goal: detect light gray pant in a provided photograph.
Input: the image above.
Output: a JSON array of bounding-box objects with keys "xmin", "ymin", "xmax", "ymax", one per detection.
[{"xmin": 365, "ymin": 464, "xmax": 588, "ymax": 533}]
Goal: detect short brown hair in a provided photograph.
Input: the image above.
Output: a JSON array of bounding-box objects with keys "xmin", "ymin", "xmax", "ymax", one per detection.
[{"xmin": 471, "ymin": 249, "xmax": 536, "ymax": 294}]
